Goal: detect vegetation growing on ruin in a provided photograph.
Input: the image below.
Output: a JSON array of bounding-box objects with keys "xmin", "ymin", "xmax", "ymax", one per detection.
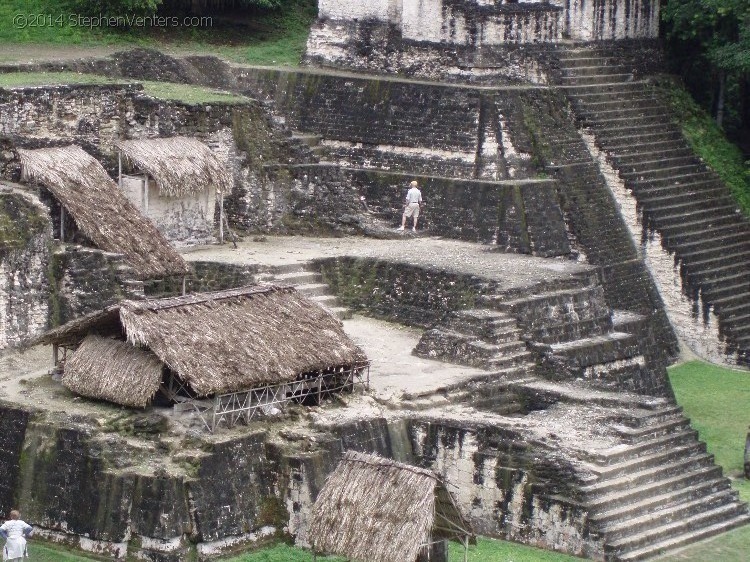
[
  {"xmin": 0, "ymin": 194, "xmax": 49, "ymax": 249},
  {"xmin": 0, "ymin": 72, "xmax": 122, "ymax": 88},
  {"xmin": 140, "ymin": 81, "xmax": 248, "ymax": 104},
  {"xmin": 0, "ymin": 72, "xmax": 248, "ymax": 104},
  {"xmin": 656, "ymin": 80, "xmax": 750, "ymax": 216},
  {"xmin": 0, "ymin": 0, "xmax": 317, "ymax": 66}
]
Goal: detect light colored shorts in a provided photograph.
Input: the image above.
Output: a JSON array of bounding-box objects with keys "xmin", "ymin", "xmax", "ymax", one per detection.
[{"xmin": 404, "ymin": 202, "xmax": 420, "ymax": 218}]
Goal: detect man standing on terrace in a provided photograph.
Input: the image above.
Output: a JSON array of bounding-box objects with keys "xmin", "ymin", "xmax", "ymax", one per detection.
[{"xmin": 397, "ymin": 180, "xmax": 423, "ymax": 232}]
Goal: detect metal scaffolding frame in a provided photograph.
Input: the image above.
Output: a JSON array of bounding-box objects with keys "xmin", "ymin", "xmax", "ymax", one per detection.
[{"xmin": 180, "ymin": 362, "xmax": 370, "ymax": 433}]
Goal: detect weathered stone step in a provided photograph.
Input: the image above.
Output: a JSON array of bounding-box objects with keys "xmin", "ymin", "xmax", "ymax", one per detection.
[
  {"xmin": 294, "ymin": 282, "xmax": 335, "ymax": 297},
  {"xmin": 603, "ymin": 490, "xmax": 740, "ymax": 543},
  {"xmin": 723, "ymin": 319, "xmax": 750, "ymax": 339},
  {"xmin": 681, "ymin": 247, "xmax": 750, "ymax": 271},
  {"xmin": 617, "ymin": 513, "xmax": 750, "ymax": 561},
  {"xmin": 592, "ymin": 428, "xmax": 700, "ymax": 466},
  {"xmin": 565, "ymin": 81, "xmax": 652, "ymax": 96},
  {"xmin": 695, "ymin": 269, "xmax": 750, "ymax": 293},
  {"xmin": 575, "ymin": 97, "xmax": 659, "ymax": 112},
  {"xmin": 718, "ymin": 300, "xmax": 750, "ymax": 319},
  {"xmin": 622, "ymin": 164, "xmax": 709, "ymax": 182},
  {"xmin": 561, "ymin": 64, "xmax": 634, "ymax": 77},
  {"xmin": 686, "ymin": 260, "xmax": 750, "ymax": 286},
  {"xmin": 588, "ymin": 440, "xmax": 706, "ymax": 481},
  {"xmin": 486, "ymin": 350, "xmax": 535, "ymax": 370},
  {"xmin": 611, "ymin": 148, "xmax": 695, "ymax": 167},
  {"xmin": 629, "ymin": 171, "xmax": 719, "ymax": 190},
  {"xmin": 582, "ymin": 451, "xmax": 715, "ymax": 497},
  {"xmin": 556, "ymin": 55, "xmax": 622, "ymax": 67},
  {"xmin": 643, "ymin": 194, "xmax": 736, "ymax": 216},
  {"xmin": 590, "ymin": 477, "xmax": 732, "ymax": 527},
  {"xmin": 618, "ymin": 404, "xmax": 683, "ymax": 428},
  {"xmin": 677, "ymin": 230, "xmax": 750, "ymax": 255},
  {"xmin": 527, "ymin": 316, "xmax": 614, "ymax": 346},
  {"xmin": 606, "ymin": 138, "xmax": 692, "ymax": 155},
  {"xmin": 701, "ymin": 278, "xmax": 750, "ymax": 301},
  {"xmin": 596, "ymin": 124, "xmax": 684, "ymax": 143},
  {"xmin": 606, "ymin": 502, "xmax": 746, "ymax": 556},
  {"xmin": 570, "ymin": 89, "xmax": 657, "ymax": 104},
  {"xmin": 561, "ymin": 73, "xmax": 635, "ymax": 85},
  {"xmin": 587, "ymin": 464, "xmax": 722, "ymax": 512},
  {"xmin": 290, "ymin": 132, "xmax": 322, "ymax": 147},
  {"xmin": 658, "ymin": 214, "xmax": 742, "ymax": 239},
  {"xmin": 585, "ymin": 113, "xmax": 673, "ymax": 129},
  {"xmin": 579, "ymin": 105, "xmax": 666, "ymax": 121},
  {"xmin": 658, "ymin": 212, "xmax": 744, "ymax": 237},
  {"xmin": 619, "ymin": 159, "xmax": 706, "ymax": 179},
  {"xmin": 648, "ymin": 205, "xmax": 740, "ymax": 229},
  {"xmin": 546, "ymin": 332, "xmax": 638, "ymax": 367},
  {"xmin": 612, "ymin": 415, "xmax": 691, "ymax": 443},
  {"xmin": 262, "ymin": 270, "xmax": 322, "ymax": 285}
]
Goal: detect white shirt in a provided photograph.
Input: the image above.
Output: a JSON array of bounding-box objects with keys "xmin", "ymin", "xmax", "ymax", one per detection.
[
  {"xmin": 406, "ymin": 187, "xmax": 422, "ymax": 204},
  {"xmin": 1, "ymin": 520, "xmax": 31, "ymax": 560}
]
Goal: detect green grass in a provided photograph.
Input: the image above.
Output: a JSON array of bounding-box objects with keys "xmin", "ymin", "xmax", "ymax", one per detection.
[
  {"xmin": 449, "ymin": 537, "xmax": 584, "ymax": 561},
  {"xmin": 668, "ymin": 361, "xmax": 750, "ymax": 499},
  {"xmin": 224, "ymin": 543, "xmax": 344, "ymax": 561},
  {"xmin": 0, "ymin": 0, "xmax": 317, "ymax": 66},
  {"xmin": 0, "ymin": 71, "xmax": 121, "ymax": 87},
  {"xmin": 140, "ymin": 81, "xmax": 249, "ymax": 104},
  {"xmin": 27, "ymin": 543, "xmax": 106, "ymax": 561},
  {"xmin": 657, "ymin": 80, "xmax": 750, "ymax": 216},
  {"xmin": 0, "ymin": 71, "xmax": 249, "ymax": 104}
]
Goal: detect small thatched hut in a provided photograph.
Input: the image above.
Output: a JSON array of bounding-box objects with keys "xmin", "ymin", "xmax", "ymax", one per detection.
[
  {"xmin": 115, "ymin": 137, "xmax": 232, "ymax": 245},
  {"xmin": 17, "ymin": 145, "xmax": 188, "ymax": 280},
  {"xmin": 36, "ymin": 285, "xmax": 368, "ymax": 422},
  {"xmin": 311, "ymin": 451, "xmax": 472, "ymax": 562}
]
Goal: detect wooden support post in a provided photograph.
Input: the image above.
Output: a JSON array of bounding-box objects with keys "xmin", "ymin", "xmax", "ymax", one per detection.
[
  {"xmin": 53, "ymin": 344, "xmax": 58, "ymax": 366},
  {"xmin": 143, "ymin": 175, "xmax": 149, "ymax": 213},
  {"xmin": 118, "ymin": 152, "xmax": 122, "ymax": 188},
  {"xmin": 182, "ymin": 276, "xmax": 187, "ymax": 296},
  {"xmin": 218, "ymin": 188, "xmax": 224, "ymax": 244},
  {"xmin": 59, "ymin": 205, "xmax": 65, "ymax": 241},
  {"xmin": 463, "ymin": 536, "xmax": 468, "ymax": 562}
]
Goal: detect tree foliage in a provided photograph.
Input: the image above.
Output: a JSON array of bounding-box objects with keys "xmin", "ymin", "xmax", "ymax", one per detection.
[{"xmin": 663, "ymin": 0, "xmax": 750, "ymax": 132}]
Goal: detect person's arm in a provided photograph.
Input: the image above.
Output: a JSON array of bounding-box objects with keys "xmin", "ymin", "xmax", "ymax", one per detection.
[{"xmin": 22, "ymin": 523, "xmax": 32, "ymax": 537}]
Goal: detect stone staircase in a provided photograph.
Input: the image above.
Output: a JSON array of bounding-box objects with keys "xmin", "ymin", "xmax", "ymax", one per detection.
[
  {"xmin": 480, "ymin": 275, "xmax": 670, "ymax": 396},
  {"xmin": 580, "ymin": 404, "xmax": 750, "ymax": 560},
  {"xmin": 256, "ymin": 264, "xmax": 351, "ymax": 320},
  {"xmin": 414, "ymin": 308, "xmax": 533, "ymax": 370},
  {"xmin": 557, "ymin": 46, "xmax": 750, "ymax": 367}
]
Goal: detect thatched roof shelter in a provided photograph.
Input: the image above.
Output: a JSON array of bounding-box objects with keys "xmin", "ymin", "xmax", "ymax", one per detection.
[
  {"xmin": 311, "ymin": 451, "xmax": 472, "ymax": 562},
  {"xmin": 18, "ymin": 145, "xmax": 188, "ymax": 279},
  {"xmin": 37, "ymin": 285, "xmax": 367, "ymax": 406},
  {"xmin": 115, "ymin": 137, "xmax": 233, "ymax": 197},
  {"xmin": 64, "ymin": 335, "xmax": 164, "ymax": 408}
]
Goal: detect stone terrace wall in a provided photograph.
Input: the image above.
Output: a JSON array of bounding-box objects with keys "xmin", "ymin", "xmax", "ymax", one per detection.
[
  {"xmin": 315, "ymin": 256, "xmax": 490, "ymax": 327},
  {"xmin": 506, "ymin": 88, "xmax": 679, "ymax": 362},
  {"xmin": 0, "ymin": 405, "xmax": 603, "ymax": 560},
  {"xmin": 48, "ymin": 245, "xmax": 141, "ymax": 328},
  {"xmin": 236, "ymin": 68, "xmax": 547, "ymax": 181},
  {"xmin": 0, "ymin": 83, "xmax": 363, "ymax": 237},
  {"xmin": 0, "ymin": 191, "xmax": 50, "ymax": 348},
  {"xmin": 349, "ymin": 169, "xmax": 570, "ymax": 256}
]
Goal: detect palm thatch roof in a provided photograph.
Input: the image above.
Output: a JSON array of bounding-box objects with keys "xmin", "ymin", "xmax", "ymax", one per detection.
[
  {"xmin": 17, "ymin": 145, "xmax": 188, "ymax": 279},
  {"xmin": 311, "ymin": 451, "xmax": 472, "ymax": 562},
  {"xmin": 116, "ymin": 137, "xmax": 233, "ymax": 197},
  {"xmin": 63, "ymin": 335, "xmax": 163, "ymax": 408},
  {"xmin": 37, "ymin": 285, "xmax": 367, "ymax": 403}
]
